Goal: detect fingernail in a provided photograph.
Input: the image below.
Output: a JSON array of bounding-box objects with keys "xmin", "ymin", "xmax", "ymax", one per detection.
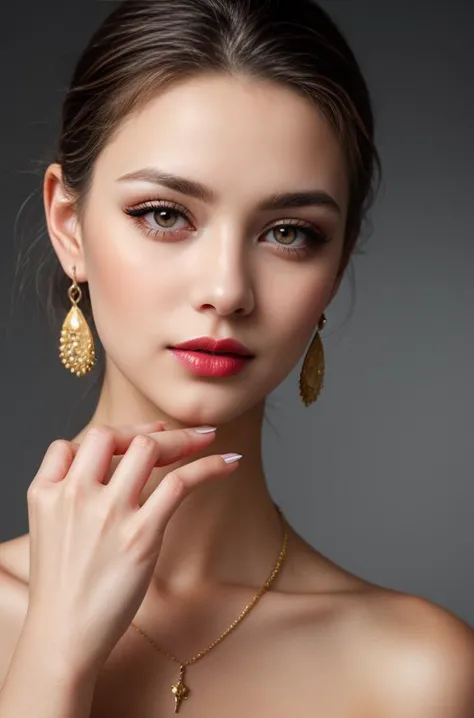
[
  {"xmin": 193, "ymin": 425, "xmax": 217, "ymax": 434},
  {"xmin": 222, "ymin": 453, "xmax": 243, "ymax": 464}
]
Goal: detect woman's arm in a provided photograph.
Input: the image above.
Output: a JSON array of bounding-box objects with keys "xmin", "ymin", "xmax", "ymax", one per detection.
[{"xmin": 0, "ymin": 609, "xmax": 98, "ymax": 718}]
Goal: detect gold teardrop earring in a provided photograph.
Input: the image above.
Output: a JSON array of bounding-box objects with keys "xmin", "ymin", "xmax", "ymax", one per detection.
[
  {"xmin": 299, "ymin": 313, "xmax": 327, "ymax": 407},
  {"xmin": 59, "ymin": 266, "xmax": 96, "ymax": 377}
]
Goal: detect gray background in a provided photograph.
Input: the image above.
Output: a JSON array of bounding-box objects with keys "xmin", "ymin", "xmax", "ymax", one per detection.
[{"xmin": 1, "ymin": 2, "xmax": 473, "ymax": 626}]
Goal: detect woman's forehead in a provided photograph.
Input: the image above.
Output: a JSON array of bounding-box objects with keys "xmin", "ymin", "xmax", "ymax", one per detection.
[{"xmin": 96, "ymin": 74, "xmax": 350, "ymax": 209}]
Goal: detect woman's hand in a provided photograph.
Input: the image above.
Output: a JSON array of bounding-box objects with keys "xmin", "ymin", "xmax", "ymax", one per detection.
[{"xmin": 25, "ymin": 421, "xmax": 241, "ymax": 679}]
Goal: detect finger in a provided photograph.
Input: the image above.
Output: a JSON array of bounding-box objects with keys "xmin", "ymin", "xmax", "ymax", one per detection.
[
  {"xmin": 30, "ymin": 440, "xmax": 76, "ymax": 487},
  {"xmin": 112, "ymin": 419, "xmax": 168, "ymax": 439},
  {"xmin": 65, "ymin": 427, "xmax": 119, "ymax": 487},
  {"xmin": 107, "ymin": 429, "xmax": 218, "ymax": 505},
  {"xmin": 134, "ymin": 454, "xmax": 240, "ymax": 548},
  {"xmin": 54, "ymin": 421, "xmax": 167, "ymax": 462},
  {"xmin": 64, "ymin": 422, "xmax": 169, "ymax": 487},
  {"xmin": 99, "ymin": 420, "xmax": 168, "ymax": 455}
]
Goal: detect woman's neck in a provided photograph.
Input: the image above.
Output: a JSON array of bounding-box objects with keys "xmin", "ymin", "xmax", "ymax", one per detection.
[{"xmin": 72, "ymin": 379, "xmax": 283, "ymax": 597}]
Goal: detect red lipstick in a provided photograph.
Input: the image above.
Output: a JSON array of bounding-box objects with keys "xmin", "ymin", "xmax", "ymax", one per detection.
[{"xmin": 168, "ymin": 336, "xmax": 254, "ymax": 377}]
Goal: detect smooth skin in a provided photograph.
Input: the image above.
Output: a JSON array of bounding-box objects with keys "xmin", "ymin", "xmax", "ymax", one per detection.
[
  {"xmin": 26, "ymin": 424, "xmax": 239, "ymax": 677},
  {"xmin": 0, "ymin": 73, "xmax": 473, "ymax": 717}
]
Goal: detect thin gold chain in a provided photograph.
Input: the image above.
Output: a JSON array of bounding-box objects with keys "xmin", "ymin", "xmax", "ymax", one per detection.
[{"xmin": 130, "ymin": 503, "xmax": 288, "ymax": 666}]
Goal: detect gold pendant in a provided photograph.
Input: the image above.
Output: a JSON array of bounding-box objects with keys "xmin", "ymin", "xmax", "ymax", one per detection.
[{"xmin": 171, "ymin": 665, "xmax": 190, "ymax": 713}]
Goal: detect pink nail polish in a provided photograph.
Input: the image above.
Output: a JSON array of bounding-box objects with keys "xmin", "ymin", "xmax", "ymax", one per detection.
[{"xmin": 221, "ymin": 453, "xmax": 243, "ymax": 464}]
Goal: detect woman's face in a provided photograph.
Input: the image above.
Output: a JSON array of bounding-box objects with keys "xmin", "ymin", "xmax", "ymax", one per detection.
[{"xmin": 61, "ymin": 73, "xmax": 349, "ymax": 424}]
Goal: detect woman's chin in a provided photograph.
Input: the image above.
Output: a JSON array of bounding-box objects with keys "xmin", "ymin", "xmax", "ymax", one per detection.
[{"xmin": 146, "ymin": 391, "xmax": 263, "ymax": 428}]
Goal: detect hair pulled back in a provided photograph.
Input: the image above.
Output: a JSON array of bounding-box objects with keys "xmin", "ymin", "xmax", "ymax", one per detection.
[{"xmin": 30, "ymin": 0, "xmax": 382, "ymax": 347}]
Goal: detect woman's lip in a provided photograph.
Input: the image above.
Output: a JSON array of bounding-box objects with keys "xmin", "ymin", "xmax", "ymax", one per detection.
[
  {"xmin": 168, "ymin": 348, "xmax": 252, "ymax": 377},
  {"xmin": 170, "ymin": 337, "xmax": 254, "ymax": 357}
]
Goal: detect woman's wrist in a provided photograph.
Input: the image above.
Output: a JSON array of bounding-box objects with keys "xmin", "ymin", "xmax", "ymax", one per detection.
[
  {"xmin": 0, "ymin": 615, "xmax": 98, "ymax": 718},
  {"xmin": 19, "ymin": 606, "xmax": 103, "ymax": 686}
]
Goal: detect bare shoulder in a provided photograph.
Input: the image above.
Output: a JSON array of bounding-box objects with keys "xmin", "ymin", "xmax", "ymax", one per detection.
[
  {"xmin": 355, "ymin": 587, "xmax": 474, "ymax": 717},
  {"xmin": 282, "ymin": 531, "xmax": 474, "ymax": 716},
  {"xmin": 0, "ymin": 534, "xmax": 30, "ymax": 684}
]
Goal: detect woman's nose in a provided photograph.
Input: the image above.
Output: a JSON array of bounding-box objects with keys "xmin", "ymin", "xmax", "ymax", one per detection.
[{"xmin": 189, "ymin": 229, "xmax": 255, "ymax": 317}]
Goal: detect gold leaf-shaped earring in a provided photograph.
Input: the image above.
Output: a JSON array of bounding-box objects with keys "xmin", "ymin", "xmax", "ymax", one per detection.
[
  {"xmin": 59, "ymin": 267, "xmax": 96, "ymax": 377},
  {"xmin": 299, "ymin": 313, "xmax": 327, "ymax": 407}
]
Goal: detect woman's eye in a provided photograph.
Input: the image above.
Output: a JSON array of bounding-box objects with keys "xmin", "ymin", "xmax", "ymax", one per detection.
[
  {"xmin": 150, "ymin": 207, "xmax": 186, "ymax": 230},
  {"xmin": 150, "ymin": 209, "xmax": 177, "ymax": 229},
  {"xmin": 124, "ymin": 201, "xmax": 191, "ymax": 238},
  {"xmin": 265, "ymin": 224, "xmax": 329, "ymax": 255},
  {"xmin": 124, "ymin": 200, "xmax": 330, "ymax": 259}
]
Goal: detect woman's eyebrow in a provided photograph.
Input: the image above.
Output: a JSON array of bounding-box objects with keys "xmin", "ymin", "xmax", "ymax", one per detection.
[{"xmin": 117, "ymin": 167, "xmax": 341, "ymax": 216}]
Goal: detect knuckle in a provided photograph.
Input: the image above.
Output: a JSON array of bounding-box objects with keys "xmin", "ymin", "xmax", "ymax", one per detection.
[
  {"xmin": 62, "ymin": 480, "xmax": 82, "ymax": 501},
  {"xmin": 44, "ymin": 439, "xmax": 75, "ymax": 465},
  {"xmin": 131, "ymin": 434, "xmax": 157, "ymax": 452},
  {"xmin": 49, "ymin": 439, "xmax": 71, "ymax": 454},
  {"xmin": 27, "ymin": 480, "xmax": 56, "ymax": 509},
  {"xmin": 61, "ymin": 477, "xmax": 91, "ymax": 506},
  {"xmin": 87, "ymin": 426, "xmax": 114, "ymax": 443},
  {"xmin": 31, "ymin": 440, "xmax": 74, "ymax": 489},
  {"xmin": 26, "ymin": 482, "xmax": 42, "ymax": 503},
  {"xmin": 165, "ymin": 470, "xmax": 187, "ymax": 501}
]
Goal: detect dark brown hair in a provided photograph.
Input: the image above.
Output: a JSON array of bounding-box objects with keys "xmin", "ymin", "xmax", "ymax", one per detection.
[{"xmin": 19, "ymin": 0, "xmax": 381, "ymax": 379}]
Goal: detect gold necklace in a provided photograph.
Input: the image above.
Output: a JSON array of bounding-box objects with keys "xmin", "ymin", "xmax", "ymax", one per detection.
[{"xmin": 130, "ymin": 503, "xmax": 288, "ymax": 713}]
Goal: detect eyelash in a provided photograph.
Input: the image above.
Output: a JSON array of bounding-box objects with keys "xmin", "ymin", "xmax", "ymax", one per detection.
[{"xmin": 124, "ymin": 198, "xmax": 330, "ymax": 259}]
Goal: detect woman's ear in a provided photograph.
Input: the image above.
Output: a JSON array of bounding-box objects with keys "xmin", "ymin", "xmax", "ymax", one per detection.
[{"xmin": 43, "ymin": 163, "xmax": 87, "ymax": 282}]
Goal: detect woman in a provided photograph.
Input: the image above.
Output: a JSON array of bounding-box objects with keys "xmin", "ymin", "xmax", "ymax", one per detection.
[{"xmin": 0, "ymin": 0, "xmax": 473, "ymax": 716}]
